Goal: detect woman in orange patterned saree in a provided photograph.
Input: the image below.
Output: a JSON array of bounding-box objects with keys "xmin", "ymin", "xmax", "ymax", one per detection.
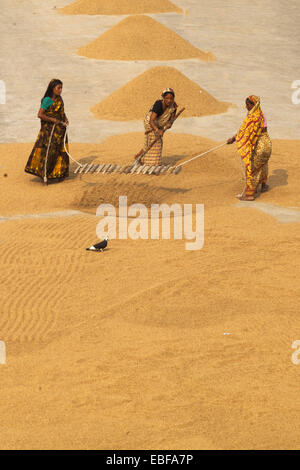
[
  {"xmin": 25, "ymin": 79, "xmax": 69, "ymax": 184},
  {"xmin": 227, "ymin": 95, "xmax": 272, "ymax": 200}
]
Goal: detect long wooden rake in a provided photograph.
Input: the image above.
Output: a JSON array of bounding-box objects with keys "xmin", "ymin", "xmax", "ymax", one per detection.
[{"xmin": 73, "ymin": 108, "xmax": 185, "ymax": 177}]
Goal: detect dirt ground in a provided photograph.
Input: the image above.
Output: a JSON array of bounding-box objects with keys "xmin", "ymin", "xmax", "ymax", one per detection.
[
  {"xmin": 0, "ymin": 134, "xmax": 299, "ymax": 449},
  {"xmin": 0, "ymin": 0, "xmax": 300, "ymax": 451}
]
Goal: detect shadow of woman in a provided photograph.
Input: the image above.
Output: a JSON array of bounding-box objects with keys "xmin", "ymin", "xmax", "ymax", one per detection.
[
  {"xmin": 268, "ymin": 169, "xmax": 288, "ymax": 189},
  {"xmin": 162, "ymin": 154, "xmax": 187, "ymax": 166}
]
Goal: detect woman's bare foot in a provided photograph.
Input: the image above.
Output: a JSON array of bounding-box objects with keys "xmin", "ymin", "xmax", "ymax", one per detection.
[{"xmin": 261, "ymin": 183, "xmax": 269, "ymax": 193}]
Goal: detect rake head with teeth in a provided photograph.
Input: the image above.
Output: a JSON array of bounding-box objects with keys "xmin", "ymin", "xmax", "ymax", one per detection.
[{"xmin": 74, "ymin": 162, "xmax": 182, "ymax": 176}]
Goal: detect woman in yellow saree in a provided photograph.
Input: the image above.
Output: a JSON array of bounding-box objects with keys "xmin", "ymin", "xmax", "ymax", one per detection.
[
  {"xmin": 25, "ymin": 79, "xmax": 69, "ymax": 184},
  {"xmin": 227, "ymin": 95, "xmax": 272, "ymax": 200},
  {"xmin": 135, "ymin": 88, "xmax": 178, "ymax": 165}
]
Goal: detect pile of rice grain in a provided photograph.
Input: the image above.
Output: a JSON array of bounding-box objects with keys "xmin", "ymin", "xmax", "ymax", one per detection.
[
  {"xmin": 59, "ymin": 0, "xmax": 182, "ymax": 15},
  {"xmin": 77, "ymin": 15, "xmax": 214, "ymax": 61},
  {"xmin": 91, "ymin": 66, "xmax": 231, "ymax": 121}
]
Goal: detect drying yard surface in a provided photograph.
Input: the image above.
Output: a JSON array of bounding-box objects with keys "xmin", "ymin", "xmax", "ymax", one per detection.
[{"xmin": 0, "ymin": 0, "xmax": 299, "ymax": 451}]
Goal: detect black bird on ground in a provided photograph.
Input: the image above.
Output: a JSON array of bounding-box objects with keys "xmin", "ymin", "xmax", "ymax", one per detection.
[{"xmin": 86, "ymin": 237, "xmax": 109, "ymax": 252}]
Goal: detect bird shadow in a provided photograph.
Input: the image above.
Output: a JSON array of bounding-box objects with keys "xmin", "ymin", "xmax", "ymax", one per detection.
[{"xmin": 85, "ymin": 247, "xmax": 111, "ymax": 254}]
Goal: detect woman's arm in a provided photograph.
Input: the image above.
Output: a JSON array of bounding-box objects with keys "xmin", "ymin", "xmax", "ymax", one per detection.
[
  {"xmin": 63, "ymin": 111, "xmax": 69, "ymax": 126},
  {"xmin": 150, "ymin": 112, "xmax": 163, "ymax": 136},
  {"xmin": 227, "ymin": 135, "xmax": 236, "ymax": 144},
  {"xmin": 37, "ymin": 108, "xmax": 67, "ymax": 126},
  {"xmin": 164, "ymin": 110, "xmax": 177, "ymax": 130},
  {"xmin": 38, "ymin": 108, "xmax": 60, "ymax": 125}
]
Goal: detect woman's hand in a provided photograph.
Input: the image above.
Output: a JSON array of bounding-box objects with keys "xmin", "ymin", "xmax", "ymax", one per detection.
[
  {"xmin": 227, "ymin": 136, "xmax": 236, "ymax": 144},
  {"xmin": 155, "ymin": 129, "xmax": 164, "ymax": 137}
]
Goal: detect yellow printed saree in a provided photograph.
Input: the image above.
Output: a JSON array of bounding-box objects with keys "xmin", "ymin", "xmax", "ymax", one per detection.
[{"xmin": 236, "ymin": 97, "xmax": 272, "ymax": 197}]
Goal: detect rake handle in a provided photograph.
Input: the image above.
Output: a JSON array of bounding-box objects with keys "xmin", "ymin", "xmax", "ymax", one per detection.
[
  {"xmin": 175, "ymin": 142, "xmax": 227, "ymax": 169},
  {"xmin": 134, "ymin": 138, "xmax": 160, "ymax": 165}
]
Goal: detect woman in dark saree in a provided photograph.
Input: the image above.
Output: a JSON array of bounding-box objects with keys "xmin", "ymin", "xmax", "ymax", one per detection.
[{"xmin": 25, "ymin": 79, "xmax": 69, "ymax": 184}]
